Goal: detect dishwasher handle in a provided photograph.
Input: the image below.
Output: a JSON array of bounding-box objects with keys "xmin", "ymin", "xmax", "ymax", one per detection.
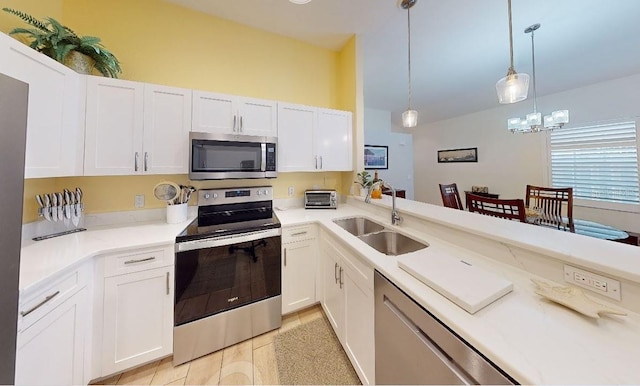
[{"xmin": 383, "ymin": 296, "xmax": 476, "ymax": 385}]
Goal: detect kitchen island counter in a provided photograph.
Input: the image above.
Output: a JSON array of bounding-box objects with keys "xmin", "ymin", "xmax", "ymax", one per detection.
[{"xmin": 275, "ymin": 198, "xmax": 640, "ymax": 385}]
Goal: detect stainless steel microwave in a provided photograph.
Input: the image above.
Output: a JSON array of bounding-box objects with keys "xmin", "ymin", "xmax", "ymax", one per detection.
[{"xmin": 189, "ymin": 132, "xmax": 277, "ymax": 180}]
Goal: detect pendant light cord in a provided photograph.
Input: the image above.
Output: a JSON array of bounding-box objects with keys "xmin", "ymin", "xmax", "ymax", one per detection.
[
  {"xmin": 407, "ymin": 4, "xmax": 412, "ymax": 110},
  {"xmin": 507, "ymin": 0, "xmax": 515, "ymax": 72},
  {"xmin": 530, "ymin": 28, "xmax": 537, "ymax": 113}
]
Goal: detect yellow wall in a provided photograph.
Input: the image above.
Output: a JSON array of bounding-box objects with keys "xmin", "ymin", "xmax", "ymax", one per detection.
[
  {"xmin": 337, "ymin": 36, "xmax": 360, "ymax": 194},
  {"xmin": 5, "ymin": 0, "xmax": 357, "ymax": 223},
  {"xmin": 61, "ymin": 0, "xmax": 339, "ymax": 108}
]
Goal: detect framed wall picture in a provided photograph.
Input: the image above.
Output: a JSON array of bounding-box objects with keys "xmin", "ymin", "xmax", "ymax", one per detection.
[
  {"xmin": 437, "ymin": 147, "xmax": 478, "ymax": 163},
  {"xmin": 364, "ymin": 145, "xmax": 388, "ymax": 169}
]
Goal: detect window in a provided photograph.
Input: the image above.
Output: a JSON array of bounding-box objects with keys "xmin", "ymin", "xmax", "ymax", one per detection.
[{"xmin": 548, "ymin": 120, "xmax": 640, "ymax": 208}]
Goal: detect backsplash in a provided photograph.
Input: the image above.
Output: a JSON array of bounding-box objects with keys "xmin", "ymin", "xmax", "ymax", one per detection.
[{"xmin": 22, "ymin": 172, "xmax": 351, "ymax": 223}]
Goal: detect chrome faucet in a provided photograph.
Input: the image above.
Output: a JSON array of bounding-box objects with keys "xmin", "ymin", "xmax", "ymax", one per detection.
[
  {"xmin": 385, "ymin": 182, "xmax": 403, "ymax": 226},
  {"xmin": 364, "ymin": 181, "xmax": 402, "ymax": 226}
]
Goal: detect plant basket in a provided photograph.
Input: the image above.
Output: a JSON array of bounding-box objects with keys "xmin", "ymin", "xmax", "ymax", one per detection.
[{"xmin": 64, "ymin": 51, "xmax": 94, "ymax": 75}]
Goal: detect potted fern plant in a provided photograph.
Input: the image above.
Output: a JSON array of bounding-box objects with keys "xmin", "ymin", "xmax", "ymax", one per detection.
[{"xmin": 2, "ymin": 8, "xmax": 122, "ymax": 78}]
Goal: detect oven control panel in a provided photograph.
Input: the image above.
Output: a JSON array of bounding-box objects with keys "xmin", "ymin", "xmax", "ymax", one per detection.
[{"xmin": 199, "ymin": 186, "xmax": 272, "ymax": 205}]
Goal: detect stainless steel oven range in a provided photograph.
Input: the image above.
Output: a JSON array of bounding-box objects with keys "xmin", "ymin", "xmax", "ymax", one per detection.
[{"xmin": 173, "ymin": 186, "xmax": 281, "ymax": 365}]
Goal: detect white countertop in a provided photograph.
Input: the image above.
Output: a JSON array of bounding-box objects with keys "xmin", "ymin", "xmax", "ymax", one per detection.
[
  {"xmin": 19, "ymin": 199, "xmax": 640, "ymax": 384},
  {"xmin": 276, "ymin": 202, "xmax": 640, "ymax": 385},
  {"xmin": 19, "ymin": 215, "xmax": 196, "ymax": 293}
]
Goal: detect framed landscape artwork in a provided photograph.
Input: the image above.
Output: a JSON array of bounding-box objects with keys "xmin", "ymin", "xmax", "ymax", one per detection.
[
  {"xmin": 364, "ymin": 145, "xmax": 388, "ymax": 169},
  {"xmin": 437, "ymin": 147, "xmax": 478, "ymax": 163}
]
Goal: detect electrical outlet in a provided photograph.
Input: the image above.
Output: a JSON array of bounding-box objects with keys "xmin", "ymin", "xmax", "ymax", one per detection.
[
  {"xmin": 288, "ymin": 186, "xmax": 294, "ymax": 197},
  {"xmin": 134, "ymin": 194, "xmax": 145, "ymax": 208},
  {"xmin": 564, "ymin": 265, "xmax": 621, "ymax": 300}
]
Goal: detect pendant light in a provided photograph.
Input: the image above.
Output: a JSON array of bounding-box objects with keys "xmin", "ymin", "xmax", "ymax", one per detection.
[
  {"xmin": 400, "ymin": 0, "xmax": 417, "ymax": 128},
  {"xmin": 496, "ymin": 0, "xmax": 529, "ymax": 104},
  {"xmin": 507, "ymin": 24, "xmax": 569, "ymax": 133}
]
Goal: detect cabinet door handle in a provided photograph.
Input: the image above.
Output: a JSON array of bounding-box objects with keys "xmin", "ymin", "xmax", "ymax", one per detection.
[
  {"xmin": 233, "ymin": 115, "xmax": 237, "ymax": 132},
  {"xmin": 339, "ymin": 267, "xmax": 344, "ymax": 289},
  {"xmin": 144, "ymin": 152, "xmax": 148, "ymax": 172},
  {"xmin": 284, "ymin": 248, "xmax": 287, "ymax": 267},
  {"xmin": 240, "ymin": 116, "xmax": 243, "ymax": 132},
  {"xmin": 319, "ymin": 156, "xmax": 323, "ymax": 169},
  {"xmin": 315, "ymin": 156, "xmax": 319, "ymax": 170},
  {"xmin": 124, "ymin": 256, "xmax": 156, "ymax": 265},
  {"xmin": 334, "ymin": 262, "xmax": 339, "ymax": 283},
  {"xmin": 20, "ymin": 290, "xmax": 60, "ymax": 317},
  {"xmin": 290, "ymin": 231, "xmax": 307, "ymax": 237},
  {"xmin": 134, "ymin": 152, "xmax": 139, "ymax": 171},
  {"xmin": 166, "ymin": 272, "xmax": 170, "ymax": 295}
]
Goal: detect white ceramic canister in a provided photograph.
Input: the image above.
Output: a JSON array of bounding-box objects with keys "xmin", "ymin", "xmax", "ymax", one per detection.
[{"xmin": 166, "ymin": 203, "xmax": 188, "ymax": 224}]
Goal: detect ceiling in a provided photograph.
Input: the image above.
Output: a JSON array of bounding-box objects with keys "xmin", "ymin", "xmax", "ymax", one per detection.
[{"xmin": 165, "ymin": 0, "xmax": 640, "ymax": 124}]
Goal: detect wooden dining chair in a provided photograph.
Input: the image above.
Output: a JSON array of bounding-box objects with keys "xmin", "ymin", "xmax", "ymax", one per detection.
[
  {"xmin": 439, "ymin": 183, "xmax": 463, "ymax": 210},
  {"xmin": 467, "ymin": 193, "xmax": 527, "ymax": 222},
  {"xmin": 525, "ymin": 185, "xmax": 574, "ymax": 232}
]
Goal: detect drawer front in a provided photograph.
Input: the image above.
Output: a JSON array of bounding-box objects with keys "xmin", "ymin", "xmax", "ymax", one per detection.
[
  {"xmin": 18, "ymin": 263, "xmax": 89, "ymax": 331},
  {"xmin": 282, "ymin": 224, "xmax": 317, "ymax": 243},
  {"xmin": 104, "ymin": 245, "xmax": 174, "ymax": 277}
]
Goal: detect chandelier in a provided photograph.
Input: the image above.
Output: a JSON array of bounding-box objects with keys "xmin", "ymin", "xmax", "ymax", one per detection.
[{"xmin": 508, "ymin": 23, "xmax": 569, "ymax": 133}]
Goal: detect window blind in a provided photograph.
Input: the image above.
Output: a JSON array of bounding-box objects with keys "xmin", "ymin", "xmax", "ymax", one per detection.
[{"xmin": 549, "ymin": 120, "xmax": 639, "ymax": 205}]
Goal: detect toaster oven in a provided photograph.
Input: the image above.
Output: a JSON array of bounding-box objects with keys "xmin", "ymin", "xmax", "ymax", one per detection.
[{"xmin": 304, "ymin": 190, "xmax": 337, "ymax": 209}]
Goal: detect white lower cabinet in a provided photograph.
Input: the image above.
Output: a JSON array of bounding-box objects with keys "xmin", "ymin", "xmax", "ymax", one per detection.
[
  {"xmin": 321, "ymin": 233, "xmax": 375, "ymax": 385},
  {"xmin": 343, "ymin": 272, "xmax": 375, "ymax": 384},
  {"xmin": 321, "ymin": 241, "xmax": 344, "ymax": 339},
  {"xmin": 282, "ymin": 225, "xmax": 318, "ymax": 314},
  {"xmin": 15, "ymin": 270, "xmax": 90, "ymax": 385},
  {"xmin": 98, "ymin": 246, "xmax": 174, "ymax": 377}
]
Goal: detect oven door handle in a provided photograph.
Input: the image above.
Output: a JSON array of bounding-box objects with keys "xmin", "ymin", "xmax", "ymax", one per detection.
[{"xmin": 176, "ymin": 228, "xmax": 282, "ymax": 252}]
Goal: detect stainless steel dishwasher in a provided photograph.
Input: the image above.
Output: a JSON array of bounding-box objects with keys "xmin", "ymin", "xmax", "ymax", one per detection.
[{"xmin": 375, "ymin": 271, "xmax": 517, "ymax": 385}]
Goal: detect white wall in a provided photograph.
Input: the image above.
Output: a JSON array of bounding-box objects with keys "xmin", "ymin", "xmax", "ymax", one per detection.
[
  {"xmin": 413, "ymin": 73, "xmax": 640, "ymax": 233},
  {"xmin": 364, "ymin": 108, "xmax": 414, "ymax": 199}
]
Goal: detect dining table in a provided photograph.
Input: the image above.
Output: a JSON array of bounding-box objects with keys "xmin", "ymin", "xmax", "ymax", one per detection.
[
  {"xmin": 525, "ymin": 211, "xmax": 635, "ymax": 245},
  {"xmin": 573, "ymin": 219, "xmax": 635, "ymax": 244}
]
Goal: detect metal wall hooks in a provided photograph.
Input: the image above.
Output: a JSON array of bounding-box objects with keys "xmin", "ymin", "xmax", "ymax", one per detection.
[{"xmin": 35, "ymin": 187, "xmax": 84, "ymax": 227}]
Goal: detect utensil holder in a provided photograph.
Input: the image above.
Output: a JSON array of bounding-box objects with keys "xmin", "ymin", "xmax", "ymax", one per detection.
[{"xmin": 167, "ymin": 203, "xmax": 188, "ymax": 224}]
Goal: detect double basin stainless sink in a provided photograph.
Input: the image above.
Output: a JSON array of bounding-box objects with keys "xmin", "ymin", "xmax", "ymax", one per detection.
[{"xmin": 333, "ymin": 217, "xmax": 428, "ymax": 256}]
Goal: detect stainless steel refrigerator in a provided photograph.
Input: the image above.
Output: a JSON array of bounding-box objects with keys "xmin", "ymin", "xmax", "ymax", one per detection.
[{"xmin": 0, "ymin": 72, "xmax": 29, "ymax": 384}]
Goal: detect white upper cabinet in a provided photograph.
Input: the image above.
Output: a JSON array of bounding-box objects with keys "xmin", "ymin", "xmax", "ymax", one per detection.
[
  {"xmin": 192, "ymin": 90, "xmax": 277, "ymax": 137},
  {"xmin": 316, "ymin": 108, "xmax": 353, "ymax": 171},
  {"xmin": 143, "ymin": 84, "xmax": 192, "ymax": 174},
  {"xmin": 85, "ymin": 76, "xmax": 191, "ymax": 175},
  {"xmin": 238, "ymin": 97, "xmax": 277, "ymax": 136},
  {"xmin": 85, "ymin": 77, "xmax": 144, "ymax": 175},
  {"xmin": 192, "ymin": 91, "xmax": 236, "ymax": 134},
  {"xmin": 278, "ymin": 103, "xmax": 353, "ymax": 172},
  {"xmin": 0, "ymin": 32, "xmax": 85, "ymax": 178},
  {"xmin": 277, "ymin": 103, "xmax": 317, "ymax": 171}
]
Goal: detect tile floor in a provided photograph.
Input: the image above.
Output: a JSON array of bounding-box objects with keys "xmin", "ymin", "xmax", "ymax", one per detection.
[{"xmin": 93, "ymin": 304, "xmax": 325, "ymax": 385}]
